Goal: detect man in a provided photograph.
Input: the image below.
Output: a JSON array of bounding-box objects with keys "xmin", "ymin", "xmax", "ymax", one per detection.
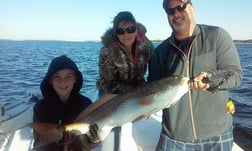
[{"xmin": 148, "ymin": 0, "xmax": 243, "ymax": 150}]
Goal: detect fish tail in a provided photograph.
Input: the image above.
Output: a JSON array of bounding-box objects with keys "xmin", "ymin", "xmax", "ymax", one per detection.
[{"xmin": 28, "ymin": 122, "xmax": 65, "ymax": 148}]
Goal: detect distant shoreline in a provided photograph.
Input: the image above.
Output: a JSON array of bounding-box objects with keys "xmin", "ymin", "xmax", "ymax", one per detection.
[
  {"xmin": 233, "ymin": 39, "xmax": 252, "ymax": 44},
  {"xmin": 1, "ymin": 39, "xmax": 252, "ymax": 44},
  {"xmin": 152, "ymin": 39, "xmax": 252, "ymax": 44}
]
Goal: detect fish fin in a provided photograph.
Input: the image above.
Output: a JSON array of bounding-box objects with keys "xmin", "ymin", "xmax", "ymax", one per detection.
[
  {"xmin": 97, "ymin": 126, "xmax": 113, "ymax": 141},
  {"xmin": 75, "ymin": 93, "xmax": 117, "ymax": 122},
  {"xmin": 133, "ymin": 114, "xmax": 148, "ymax": 122},
  {"xmin": 28, "ymin": 122, "xmax": 64, "ymax": 148},
  {"xmin": 138, "ymin": 96, "xmax": 154, "ymax": 106}
]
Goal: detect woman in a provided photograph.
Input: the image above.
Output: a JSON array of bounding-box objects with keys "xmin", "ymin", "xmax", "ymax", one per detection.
[
  {"xmin": 96, "ymin": 11, "xmax": 154, "ymax": 151},
  {"xmin": 97, "ymin": 11, "xmax": 153, "ymax": 95},
  {"xmin": 33, "ymin": 55, "xmax": 99, "ymax": 151}
]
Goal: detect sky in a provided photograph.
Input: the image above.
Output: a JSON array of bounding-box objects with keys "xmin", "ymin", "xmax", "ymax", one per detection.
[{"xmin": 0, "ymin": 0, "xmax": 251, "ymax": 41}]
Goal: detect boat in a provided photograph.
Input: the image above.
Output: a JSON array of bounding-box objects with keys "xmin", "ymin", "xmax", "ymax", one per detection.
[
  {"xmin": 0, "ymin": 97, "xmax": 37, "ymax": 151},
  {"xmin": 0, "ymin": 94, "xmax": 244, "ymax": 151}
]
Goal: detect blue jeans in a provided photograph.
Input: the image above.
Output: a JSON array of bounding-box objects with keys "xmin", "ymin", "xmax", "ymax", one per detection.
[
  {"xmin": 96, "ymin": 90, "xmax": 121, "ymax": 151},
  {"xmin": 98, "ymin": 90, "xmax": 105, "ymax": 98},
  {"xmin": 99, "ymin": 127, "xmax": 121, "ymax": 151},
  {"xmin": 155, "ymin": 127, "xmax": 233, "ymax": 151}
]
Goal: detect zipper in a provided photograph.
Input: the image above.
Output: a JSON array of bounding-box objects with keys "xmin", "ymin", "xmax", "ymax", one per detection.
[
  {"xmin": 187, "ymin": 41, "xmax": 198, "ymax": 140},
  {"xmin": 170, "ymin": 38, "xmax": 198, "ymax": 139}
]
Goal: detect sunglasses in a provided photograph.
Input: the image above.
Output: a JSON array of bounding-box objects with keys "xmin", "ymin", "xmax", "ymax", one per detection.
[
  {"xmin": 166, "ymin": 2, "xmax": 190, "ymax": 15},
  {"xmin": 116, "ymin": 26, "xmax": 136, "ymax": 35}
]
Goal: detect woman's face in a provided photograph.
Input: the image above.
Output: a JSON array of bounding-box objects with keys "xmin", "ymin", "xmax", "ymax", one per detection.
[
  {"xmin": 50, "ymin": 69, "xmax": 76, "ymax": 101},
  {"xmin": 116, "ymin": 21, "xmax": 137, "ymax": 49}
]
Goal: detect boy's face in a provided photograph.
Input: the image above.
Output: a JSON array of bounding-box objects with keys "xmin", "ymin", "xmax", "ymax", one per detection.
[{"xmin": 50, "ymin": 69, "xmax": 76, "ymax": 101}]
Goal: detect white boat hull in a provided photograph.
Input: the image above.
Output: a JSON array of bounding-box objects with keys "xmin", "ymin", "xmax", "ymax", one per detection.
[{"xmin": 0, "ymin": 107, "xmax": 34, "ymax": 151}]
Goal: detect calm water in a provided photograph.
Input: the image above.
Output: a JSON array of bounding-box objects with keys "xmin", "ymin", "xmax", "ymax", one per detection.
[{"xmin": 0, "ymin": 40, "xmax": 251, "ymax": 136}]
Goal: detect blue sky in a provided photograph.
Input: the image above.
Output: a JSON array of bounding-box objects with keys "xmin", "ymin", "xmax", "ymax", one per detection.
[{"xmin": 0, "ymin": 0, "xmax": 251, "ymax": 41}]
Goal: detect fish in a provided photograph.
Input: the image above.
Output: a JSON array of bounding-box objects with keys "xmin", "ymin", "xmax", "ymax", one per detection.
[{"xmin": 29, "ymin": 75, "xmax": 189, "ymax": 149}]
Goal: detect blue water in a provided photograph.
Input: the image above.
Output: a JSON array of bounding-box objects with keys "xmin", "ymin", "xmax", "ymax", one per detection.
[{"xmin": 0, "ymin": 40, "xmax": 251, "ymax": 136}]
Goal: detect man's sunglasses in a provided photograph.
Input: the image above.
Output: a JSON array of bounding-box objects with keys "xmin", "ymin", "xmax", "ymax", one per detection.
[
  {"xmin": 116, "ymin": 26, "xmax": 136, "ymax": 35},
  {"xmin": 166, "ymin": 2, "xmax": 190, "ymax": 15}
]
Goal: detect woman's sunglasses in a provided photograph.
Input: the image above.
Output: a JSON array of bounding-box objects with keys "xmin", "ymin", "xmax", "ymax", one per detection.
[
  {"xmin": 116, "ymin": 26, "xmax": 136, "ymax": 35},
  {"xmin": 166, "ymin": 2, "xmax": 190, "ymax": 15}
]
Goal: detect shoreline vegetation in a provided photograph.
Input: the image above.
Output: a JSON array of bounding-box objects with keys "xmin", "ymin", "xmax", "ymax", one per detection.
[
  {"xmin": 153, "ymin": 39, "xmax": 252, "ymax": 44},
  {"xmin": 233, "ymin": 39, "xmax": 252, "ymax": 44},
  {"xmin": 1, "ymin": 39, "xmax": 252, "ymax": 44}
]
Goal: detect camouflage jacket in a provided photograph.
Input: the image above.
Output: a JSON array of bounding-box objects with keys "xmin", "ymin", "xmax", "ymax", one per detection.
[{"xmin": 97, "ymin": 23, "xmax": 154, "ymax": 94}]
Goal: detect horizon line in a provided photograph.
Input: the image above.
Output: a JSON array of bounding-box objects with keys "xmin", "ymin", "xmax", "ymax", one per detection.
[{"xmin": 1, "ymin": 38, "xmax": 252, "ymax": 43}]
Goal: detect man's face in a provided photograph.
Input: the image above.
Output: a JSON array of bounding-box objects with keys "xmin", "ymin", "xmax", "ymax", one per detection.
[{"xmin": 166, "ymin": 0, "xmax": 195, "ymax": 37}]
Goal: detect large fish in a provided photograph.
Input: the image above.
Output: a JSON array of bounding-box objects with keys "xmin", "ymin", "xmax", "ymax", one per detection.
[{"xmin": 29, "ymin": 75, "xmax": 189, "ymax": 148}]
